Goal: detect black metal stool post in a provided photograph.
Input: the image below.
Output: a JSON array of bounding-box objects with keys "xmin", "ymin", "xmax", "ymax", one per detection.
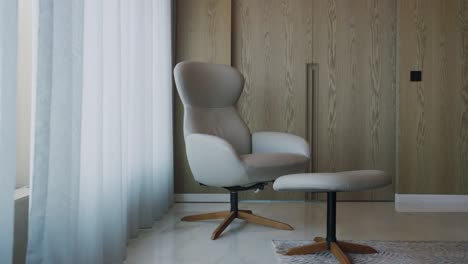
[
  {"xmin": 230, "ymin": 191, "xmax": 238, "ymax": 214},
  {"xmin": 326, "ymin": 192, "xmax": 337, "ymax": 248}
]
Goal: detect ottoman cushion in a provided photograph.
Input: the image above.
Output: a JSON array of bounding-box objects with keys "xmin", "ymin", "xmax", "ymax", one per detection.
[{"xmin": 273, "ymin": 170, "xmax": 390, "ymax": 192}]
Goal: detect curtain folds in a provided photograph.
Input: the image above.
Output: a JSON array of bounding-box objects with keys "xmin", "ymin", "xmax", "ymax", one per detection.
[
  {"xmin": 27, "ymin": 0, "xmax": 173, "ymax": 263},
  {"xmin": 0, "ymin": 0, "xmax": 18, "ymax": 263}
]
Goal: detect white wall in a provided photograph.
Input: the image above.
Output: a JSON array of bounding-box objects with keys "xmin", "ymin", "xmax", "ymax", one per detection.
[{"xmin": 16, "ymin": 0, "xmax": 32, "ymax": 188}]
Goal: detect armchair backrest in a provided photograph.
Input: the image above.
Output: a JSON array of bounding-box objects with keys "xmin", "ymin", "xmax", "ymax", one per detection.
[{"xmin": 174, "ymin": 61, "xmax": 251, "ymax": 155}]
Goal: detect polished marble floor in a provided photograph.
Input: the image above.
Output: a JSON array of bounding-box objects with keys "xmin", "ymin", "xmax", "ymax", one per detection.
[{"xmin": 126, "ymin": 202, "xmax": 468, "ymax": 264}]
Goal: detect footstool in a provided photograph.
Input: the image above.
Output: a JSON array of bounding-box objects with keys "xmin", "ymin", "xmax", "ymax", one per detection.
[{"xmin": 273, "ymin": 170, "xmax": 391, "ymax": 264}]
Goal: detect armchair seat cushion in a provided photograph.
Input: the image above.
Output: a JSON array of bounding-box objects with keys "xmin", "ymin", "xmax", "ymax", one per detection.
[
  {"xmin": 273, "ymin": 170, "xmax": 391, "ymax": 192},
  {"xmin": 241, "ymin": 153, "xmax": 309, "ymax": 184}
]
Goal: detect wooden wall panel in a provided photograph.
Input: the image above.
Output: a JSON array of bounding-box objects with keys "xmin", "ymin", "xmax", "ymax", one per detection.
[
  {"xmin": 399, "ymin": 0, "xmax": 468, "ymax": 194},
  {"xmin": 174, "ymin": 0, "xmax": 231, "ymax": 194},
  {"xmin": 232, "ymin": 0, "xmax": 396, "ymax": 201},
  {"xmin": 232, "ymin": 0, "xmax": 313, "ymax": 200},
  {"xmin": 175, "ymin": 0, "xmax": 231, "ymax": 63},
  {"xmin": 174, "ymin": 0, "xmax": 468, "ymax": 198},
  {"xmin": 175, "ymin": 0, "xmax": 397, "ymax": 200},
  {"xmin": 312, "ymin": 0, "xmax": 396, "ymax": 201}
]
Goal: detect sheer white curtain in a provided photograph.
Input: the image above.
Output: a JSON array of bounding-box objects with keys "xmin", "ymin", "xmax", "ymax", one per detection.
[
  {"xmin": 27, "ymin": 0, "xmax": 173, "ymax": 263},
  {"xmin": 0, "ymin": 1, "xmax": 17, "ymax": 263}
]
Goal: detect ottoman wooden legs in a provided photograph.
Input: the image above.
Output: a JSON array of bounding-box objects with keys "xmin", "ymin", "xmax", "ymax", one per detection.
[
  {"xmin": 285, "ymin": 237, "xmax": 377, "ymax": 264},
  {"xmin": 283, "ymin": 192, "xmax": 378, "ymax": 264}
]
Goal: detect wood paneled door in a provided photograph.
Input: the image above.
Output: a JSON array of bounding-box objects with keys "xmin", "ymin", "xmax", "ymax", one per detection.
[
  {"xmin": 312, "ymin": 0, "xmax": 396, "ymax": 201},
  {"xmin": 232, "ymin": 0, "xmax": 396, "ymax": 201}
]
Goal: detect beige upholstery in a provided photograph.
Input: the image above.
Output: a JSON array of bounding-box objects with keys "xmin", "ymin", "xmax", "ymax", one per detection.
[
  {"xmin": 242, "ymin": 153, "xmax": 309, "ymax": 184},
  {"xmin": 174, "ymin": 61, "xmax": 310, "ymax": 188},
  {"xmin": 273, "ymin": 170, "xmax": 391, "ymax": 192},
  {"xmin": 252, "ymin": 132, "xmax": 310, "ymax": 157}
]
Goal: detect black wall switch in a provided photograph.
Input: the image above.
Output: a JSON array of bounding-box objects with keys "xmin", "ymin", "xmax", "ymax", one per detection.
[{"xmin": 410, "ymin": 70, "xmax": 422, "ymax": 82}]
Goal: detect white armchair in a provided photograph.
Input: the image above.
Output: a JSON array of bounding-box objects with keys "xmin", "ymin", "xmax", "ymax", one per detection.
[{"xmin": 174, "ymin": 61, "xmax": 311, "ymax": 240}]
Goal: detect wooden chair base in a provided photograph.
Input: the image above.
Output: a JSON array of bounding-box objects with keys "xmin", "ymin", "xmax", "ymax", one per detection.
[
  {"xmin": 285, "ymin": 236, "xmax": 378, "ymax": 264},
  {"xmin": 181, "ymin": 210, "xmax": 293, "ymax": 240}
]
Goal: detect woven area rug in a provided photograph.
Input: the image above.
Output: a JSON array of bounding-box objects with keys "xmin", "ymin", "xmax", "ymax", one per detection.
[{"xmin": 272, "ymin": 240, "xmax": 468, "ymax": 264}]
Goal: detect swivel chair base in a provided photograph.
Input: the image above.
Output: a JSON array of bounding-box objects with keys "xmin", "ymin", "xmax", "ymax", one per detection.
[{"xmin": 181, "ymin": 190, "xmax": 293, "ymax": 240}]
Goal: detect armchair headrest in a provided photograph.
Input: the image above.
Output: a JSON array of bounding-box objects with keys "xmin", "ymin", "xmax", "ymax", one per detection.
[{"xmin": 174, "ymin": 61, "xmax": 244, "ymax": 108}]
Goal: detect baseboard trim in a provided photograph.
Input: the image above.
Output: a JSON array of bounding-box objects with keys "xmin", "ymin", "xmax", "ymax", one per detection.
[
  {"xmin": 174, "ymin": 193, "xmax": 230, "ymax": 203},
  {"xmin": 395, "ymin": 194, "xmax": 468, "ymax": 212}
]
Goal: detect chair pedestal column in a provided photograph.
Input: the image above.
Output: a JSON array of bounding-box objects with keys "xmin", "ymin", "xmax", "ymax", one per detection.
[
  {"xmin": 284, "ymin": 192, "xmax": 378, "ymax": 264},
  {"xmin": 230, "ymin": 191, "xmax": 238, "ymax": 214}
]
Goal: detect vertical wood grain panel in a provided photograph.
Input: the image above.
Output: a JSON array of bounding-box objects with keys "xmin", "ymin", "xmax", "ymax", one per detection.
[
  {"xmin": 174, "ymin": 0, "xmax": 231, "ymax": 194},
  {"xmin": 327, "ymin": 0, "xmax": 338, "ymax": 173},
  {"xmin": 399, "ymin": 0, "xmax": 468, "ymax": 194},
  {"xmin": 314, "ymin": 0, "xmax": 396, "ymax": 201},
  {"xmin": 175, "ymin": 0, "xmax": 231, "ymax": 63},
  {"xmin": 457, "ymin": 0, "xmax": 468, "ymax": 192},
  {"xmin": 233, "ymin": 0, "xmax": 313, "ymax": 200},
  {"xmin": 368, "ymin": 0, "xmax": 397, "ymax": 200}
]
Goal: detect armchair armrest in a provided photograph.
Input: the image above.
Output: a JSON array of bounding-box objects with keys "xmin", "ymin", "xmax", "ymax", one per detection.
[
  {"xmin": 252, "ymin": 132, "xmax": 310, "ymax": 158},
  {"xmin": 185, "ymin": 134, "xmax": 250, "ymax": 187}
]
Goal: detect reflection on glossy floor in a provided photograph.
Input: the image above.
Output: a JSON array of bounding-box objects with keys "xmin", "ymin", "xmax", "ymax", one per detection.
[{"xmin": 126, "ymin": 202, "xmax": 468, "ymax": 264}]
